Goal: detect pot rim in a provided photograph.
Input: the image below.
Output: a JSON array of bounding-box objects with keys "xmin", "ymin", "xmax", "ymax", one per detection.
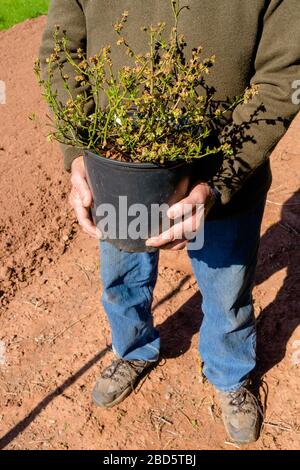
[{"xmin": 84, "ymin": 149, "xmax": 188, "ymax": 170}]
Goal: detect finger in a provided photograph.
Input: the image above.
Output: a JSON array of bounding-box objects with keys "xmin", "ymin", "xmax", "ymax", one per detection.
[
  {"xmin": 146, "ymin": 219, "xmax": 186, "ymax": 247},
  {"xmin": 160, "ymin": 239, "xmax": 188, "ymax": 251},
  {"xmin": 77, "ymin": 207, "xmax": 101, "ymax": 239},
  {"xmin": 71, "ymin": 171, "xmax": 93, "ymax": 207},
  {"xmin": 181, "ymin": 206, "xmax": 205, "ymax": 238},
  {"xmin": 73, "ymin": 197, "xmax": 101, "ymax": 239},
  {"xmin": 167, "ymin": 200, "xmax": 195, "ymax": 220},
  {"xmin": 167, "ymin": 185, "xmax": 207, "ymax": 219},
  {"xmin": 146, "ymin": 226, "xmax": 175, "ymax": 247},
  {"xmin": 147, "ymin": 207, "xmax": 204, "ymax": 247}
]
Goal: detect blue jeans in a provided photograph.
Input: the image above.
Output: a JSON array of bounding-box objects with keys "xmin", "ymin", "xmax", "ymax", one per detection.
[{"xmin": 100, "ymin": 198, "xmax": 265, "ymax": 392}]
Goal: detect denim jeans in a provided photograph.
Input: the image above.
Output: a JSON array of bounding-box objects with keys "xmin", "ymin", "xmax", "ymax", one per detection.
[{"xmin": 100, "ymin": 198, "xmax": 266, "ymax": 392}]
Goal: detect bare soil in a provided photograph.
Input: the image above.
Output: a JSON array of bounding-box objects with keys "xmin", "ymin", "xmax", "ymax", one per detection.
[{"xmin": 0, "ymin": 18, "xmax": 299, "ymax": 450}]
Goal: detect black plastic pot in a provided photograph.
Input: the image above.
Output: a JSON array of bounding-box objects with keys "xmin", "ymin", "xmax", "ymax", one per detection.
[{"xmin": 84, "ymin": 149, "xmax": 193, "ymax": 252}]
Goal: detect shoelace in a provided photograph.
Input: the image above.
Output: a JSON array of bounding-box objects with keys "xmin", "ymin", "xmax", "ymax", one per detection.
[
  {"xmin": 229, "ymin": 386, "xmax": 264, "ymax": 418},
  {"xmin": 102, "ymin": 359, "xmax": 146, "ymax": 382},
  {"xmin": 229, "ymin": 388, "xmax": 247, "ymax": 409}
]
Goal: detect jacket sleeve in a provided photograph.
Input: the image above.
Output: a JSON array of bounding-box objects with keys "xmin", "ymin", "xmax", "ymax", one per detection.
[
  {"xmin": 213, "ymin": 0, "xmax": 300, "ymax": 205},
  {"xmin": 39, "ymin": 0, "xmax": 91, "ymax": 171}
]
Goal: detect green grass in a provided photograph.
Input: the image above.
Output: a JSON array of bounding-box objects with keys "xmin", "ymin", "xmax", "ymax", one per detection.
[{"xmin": 0, "ymin": 0, "xmax": 49, "ymax": 30}]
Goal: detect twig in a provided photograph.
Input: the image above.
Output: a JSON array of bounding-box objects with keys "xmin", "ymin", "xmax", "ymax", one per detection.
[
  {"xmin": 165, "ymin": 430, "xmax": 179, "ymax": 436},
  {"xmin": 0, "ymin": 382, "xmax": 17, "ymax": 396},
  {"xmin": 224, "ymin": 441, "xmax": 241, "ymax": 449},
  {"xmin": 51, "ymin": 313, "xmax": 91, "ymax": 343},
  {"xmin": 279, "ymin": 222, "xmax": 300, "ymax": 236},
  {"xmin": 268, "ymin": 185, "xmax": 284, "ymax": 194},
  {"xmin": 31, "ymin": 381, "xmax": 48, "ymax": 389},
  {"xmin": 75, "ymin": 261, "xmax": 91, "ymax": 282},
  {"xmin": 152, "ymin": 414, "xmax": 173, "ymax": 426},
  {"xmin": 163, "ymin": 437, "xmax": 175, "ymax": 449},
  {"xmin": 263, "ymin": 421, "xmax": 298, "ymax": 433},
  {"xmin": 267, "ymin": 199, "xmax": 300, "ymax": 206},
  {"xmin": 207, "ymin": 404, "xmax": 216, "ymax": 422},
  {"xmin": 177, "ymin": 408, "xmax": 197, "ymax": 428},
  {"xmin": 28, "ymin": 438, "xmax": 51, "ymax": 445}
]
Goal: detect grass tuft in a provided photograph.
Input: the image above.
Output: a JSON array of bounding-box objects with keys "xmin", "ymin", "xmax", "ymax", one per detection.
[{"xmin": 0, "ymin": 0, "xmax": 49, "ymax": 30}]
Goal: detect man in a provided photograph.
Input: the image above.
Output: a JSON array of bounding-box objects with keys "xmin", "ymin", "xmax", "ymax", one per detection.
[{"xmin": 39, "ymin": 0, "xmax": 300, "ymax": 444}]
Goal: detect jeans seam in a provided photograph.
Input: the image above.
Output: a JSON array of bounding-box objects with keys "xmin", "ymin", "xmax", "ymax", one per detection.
[
  {"xmin": 112, "ymin": 343, "xmax": 159, "ymax": 362},
  {"xmin": 214, "ymin": 379, "xmax": 249, "ymax": 393},
  {"xmin": 250, "ymin": 332, "xmax": 256, "ymax": 359},
  {"xmin": 142, "ymin": 285, "xmax": 152, "ymax": 304}
]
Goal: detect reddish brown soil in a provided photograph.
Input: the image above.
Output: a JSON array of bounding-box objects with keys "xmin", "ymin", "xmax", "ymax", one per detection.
[{"xmin": 0, "ymin": 18, "xmax": 299, "ymax": 450}]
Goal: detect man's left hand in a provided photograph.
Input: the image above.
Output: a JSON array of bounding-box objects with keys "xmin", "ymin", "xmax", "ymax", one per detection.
[{"xmin": 146, "ymin": 182, "xmax": 214, "ymax": 251}]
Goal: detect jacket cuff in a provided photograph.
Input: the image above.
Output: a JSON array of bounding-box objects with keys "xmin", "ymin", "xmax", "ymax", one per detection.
[
  {"xmin": 211, "ymin": 183, "xmax": 233, "ymax": 206},
  {"xmin": 61, "ymin": 144, "xmax": 84, "ymax": 172}
]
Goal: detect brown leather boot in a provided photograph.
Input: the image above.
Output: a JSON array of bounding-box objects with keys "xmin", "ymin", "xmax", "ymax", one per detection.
[
  {"xmin": 92, "ymin": 357, "xmax": 156, "ymax": 408},
  {"xmin": 216, "ymin": 384, "xmax": 263, "ymax": 444}
]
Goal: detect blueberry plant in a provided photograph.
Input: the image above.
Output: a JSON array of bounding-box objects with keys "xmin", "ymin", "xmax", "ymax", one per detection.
[{"xmin": 35, "ymin": 0, "xmax": 257, "ymax": 164}]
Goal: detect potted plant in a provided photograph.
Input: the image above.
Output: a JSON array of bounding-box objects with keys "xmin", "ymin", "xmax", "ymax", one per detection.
[{"xmin": 35, "ymin": 0, "xmax": 257, "ymax": 252}]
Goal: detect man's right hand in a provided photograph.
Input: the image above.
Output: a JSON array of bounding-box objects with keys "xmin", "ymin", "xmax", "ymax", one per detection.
[{"xmin": 69, "ymin": 156, "xmax": 102, "ymax": 239}]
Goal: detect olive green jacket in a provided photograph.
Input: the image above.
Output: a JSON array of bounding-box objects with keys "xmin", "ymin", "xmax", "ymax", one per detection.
[{"xmin": 39, "ymin": 0, "xmax": 300, "ymax": 215}]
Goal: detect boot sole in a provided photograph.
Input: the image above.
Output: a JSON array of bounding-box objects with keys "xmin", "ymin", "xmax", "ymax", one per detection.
[
  {"xmin": 222, "ymin": 416, "xmax": 260, "ymax": 445},
  {"xmin": 92, "ymin": 383, "xmax": 134, "ymax": 408}
]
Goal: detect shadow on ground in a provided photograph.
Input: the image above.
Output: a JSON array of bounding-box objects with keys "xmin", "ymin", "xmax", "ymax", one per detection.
[{"xmin": 1, "ymin": 190, "xmax": 299, "ymax": 449}]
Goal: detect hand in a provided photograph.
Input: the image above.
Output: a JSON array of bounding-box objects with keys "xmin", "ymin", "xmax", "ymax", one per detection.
[
  {"xmin": 146, "ymin": 183, "xmax": 213, "ymax": 250},
  {"xmin": 69, "ymin": 156, "xmax": 102, "ymax": 239}
]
